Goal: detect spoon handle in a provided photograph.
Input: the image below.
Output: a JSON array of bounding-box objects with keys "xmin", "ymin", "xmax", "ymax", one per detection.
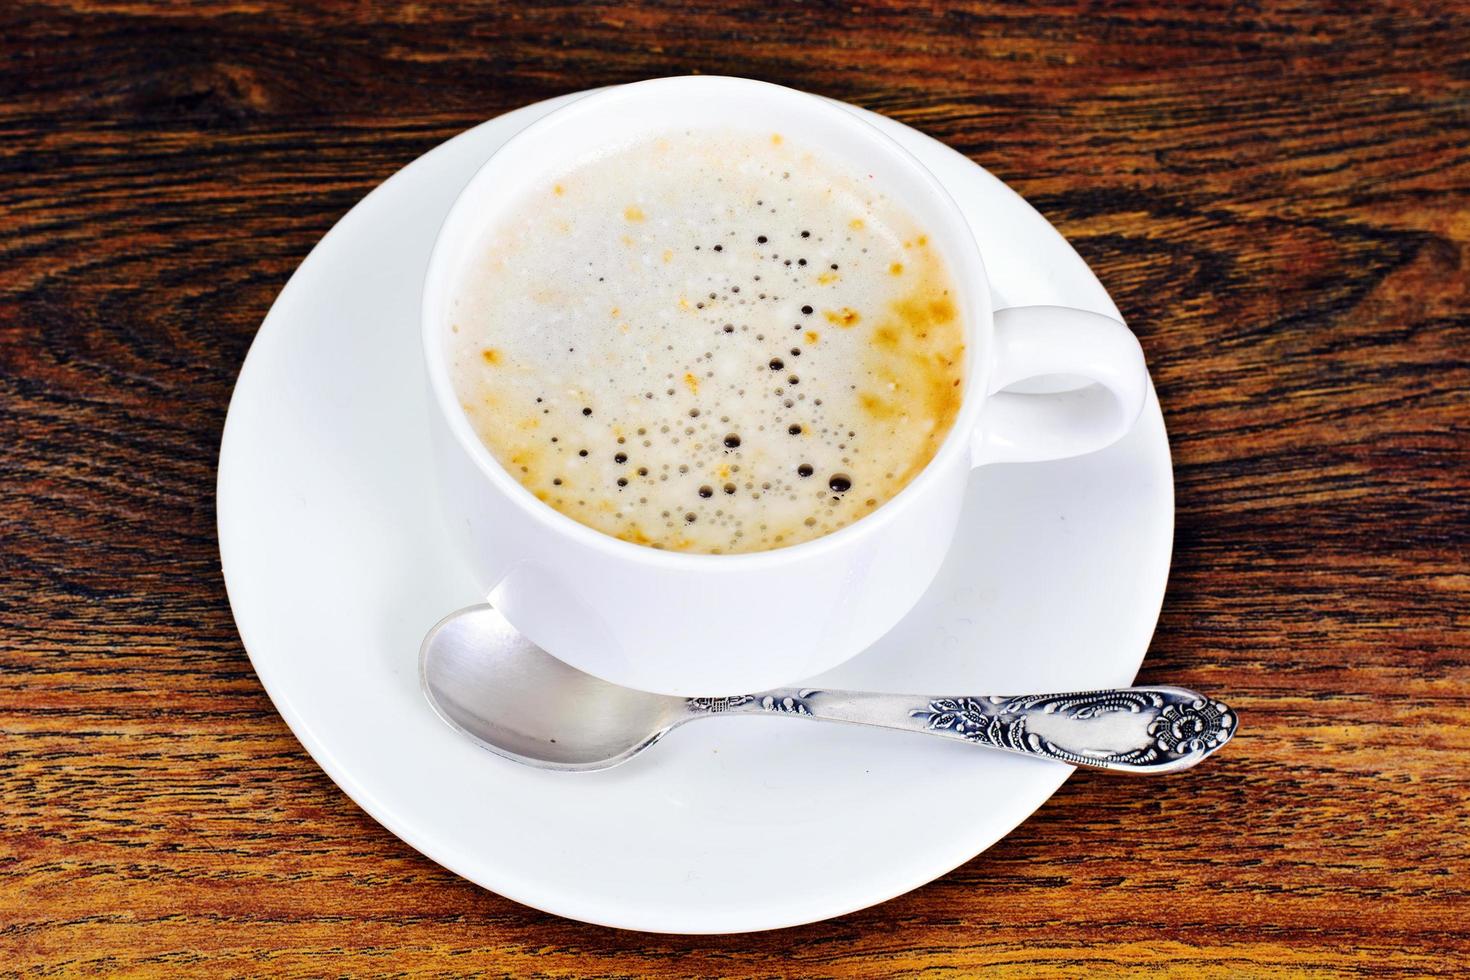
[{"xmin": 686, "ymin": 686, "xmax": 1236, "ymax": 773}]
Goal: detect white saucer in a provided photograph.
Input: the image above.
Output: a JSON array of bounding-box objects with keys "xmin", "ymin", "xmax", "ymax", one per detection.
[{"xmin": 218, "ymin": 91, "xmax": 1173, "ymax": 934}]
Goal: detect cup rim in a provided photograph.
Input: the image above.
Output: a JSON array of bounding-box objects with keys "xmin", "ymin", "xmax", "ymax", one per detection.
[{"xmin": 421, "ymin": 75, "xmax": 993, "ymax": 568}]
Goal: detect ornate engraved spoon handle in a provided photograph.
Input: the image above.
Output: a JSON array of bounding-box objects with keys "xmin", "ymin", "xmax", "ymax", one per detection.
[{"xmin": 686, "ymin": 686, "xmax": 1236, "ymax": 773}]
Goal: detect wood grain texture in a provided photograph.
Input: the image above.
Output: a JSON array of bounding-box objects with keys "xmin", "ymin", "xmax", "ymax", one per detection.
[{"xmin": 2, "ymin": 0, "xmax": 1468, "ymax": 975}]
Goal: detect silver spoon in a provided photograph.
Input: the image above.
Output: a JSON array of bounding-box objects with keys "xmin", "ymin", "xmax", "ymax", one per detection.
[{"xmin": 421, "ymin": 605, "xmax": 1236, "ymax": 774}]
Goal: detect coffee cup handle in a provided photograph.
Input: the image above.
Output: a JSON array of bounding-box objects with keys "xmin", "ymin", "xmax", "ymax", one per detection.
[{"xmin": 971, "ymin": 305, "xmax": 1149, "ymax": 466}]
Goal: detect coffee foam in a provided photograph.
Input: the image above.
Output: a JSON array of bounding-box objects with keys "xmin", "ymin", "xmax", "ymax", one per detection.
[{"xmin": 448, "ymin": 129, "xmax": 965, "ymax": 554}]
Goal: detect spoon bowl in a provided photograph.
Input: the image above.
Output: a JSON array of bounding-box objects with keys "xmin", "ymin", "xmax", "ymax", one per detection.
[{"xmin": 421, "ymin": 605, "xmax": 684, "ymax": 771}]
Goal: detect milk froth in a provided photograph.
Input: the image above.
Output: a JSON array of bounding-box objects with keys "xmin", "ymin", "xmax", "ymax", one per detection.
[{"xmin": 448, "ymin": 129, "xmax": 965, "ymax": 553}]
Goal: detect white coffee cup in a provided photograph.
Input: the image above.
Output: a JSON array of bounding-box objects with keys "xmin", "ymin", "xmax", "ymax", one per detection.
[{"xmin": 422, "ymin": 76, "xmax": 1148, "ymax": 696}]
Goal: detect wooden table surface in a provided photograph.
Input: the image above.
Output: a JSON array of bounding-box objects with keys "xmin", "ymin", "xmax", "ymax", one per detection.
[{"xmin": 4, "ymin": 1, "xmax": 1468, "ymax": 975}]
